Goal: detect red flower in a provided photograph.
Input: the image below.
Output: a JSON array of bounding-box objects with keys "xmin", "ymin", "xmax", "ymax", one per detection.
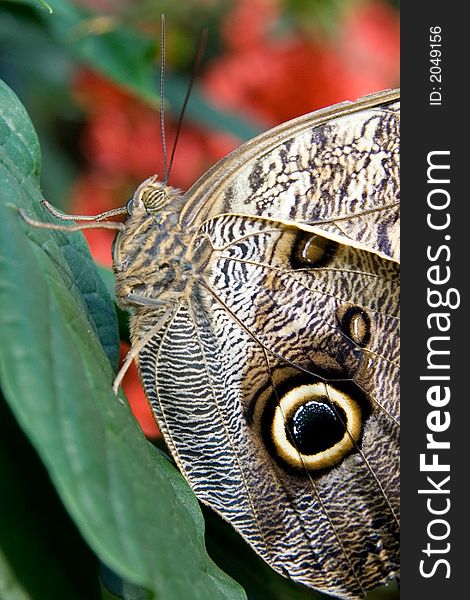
[
  {"xmin": 202, "ymin": 0, "xmax": 399, "ymax": 126},
  {"xmin": 73, "ymin": 70, "xmax": 239, "ymax": 190},
  {"xmin": 220, "ymin": 0, "xmax": 280, "ymax": 51}
]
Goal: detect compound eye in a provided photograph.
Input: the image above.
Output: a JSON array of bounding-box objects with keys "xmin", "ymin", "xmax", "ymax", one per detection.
[{"xmin": 126, "ymin": 198, "xmax": 134, "ymax": 215}]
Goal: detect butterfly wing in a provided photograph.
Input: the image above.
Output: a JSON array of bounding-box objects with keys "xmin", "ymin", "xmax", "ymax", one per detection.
[
  {"xmin": 182, "ymin": 89, "xmax": 399, "ymax": 262},
  {"xmin": 137, "ymin": 90, "xmax": 400, "ymax": 599}
]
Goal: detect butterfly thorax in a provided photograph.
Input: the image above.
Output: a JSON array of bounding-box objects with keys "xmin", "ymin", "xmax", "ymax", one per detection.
[{"xmin": 113, "ymin": 178, "xmax": 195, "ymax": 310}]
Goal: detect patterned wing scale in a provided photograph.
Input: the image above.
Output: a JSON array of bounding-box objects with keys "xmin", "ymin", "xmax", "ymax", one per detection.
[
  {"xmin": 182, "ymin": 90, "xmax": 400, "ymax": 262},
  {"xmin": 139, "ymin": 295, "xmax": 398, "ymax": 599},
  {"xmin": 117, "ymin": 90, "xmax": 400, "ymax": 599},
  {"xmin": 195, "ymin": 214, "xmax": 399, "ymax": 422}
]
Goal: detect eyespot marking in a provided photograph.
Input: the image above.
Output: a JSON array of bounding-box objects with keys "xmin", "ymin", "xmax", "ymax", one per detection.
[
  {"xmin": 337, "ymin": 305, "xmax": 372, "ymax": 348},
  {"xmin": 270, "ymin": 383, "xmax": 362, "ymax": 471},
  {"xmin": 287, "ymin": 399, "xmax": 347, "ymax": 455},
  {"xmin": 291, "ymin": 233, "xmax": 338, "ymax": 269}
]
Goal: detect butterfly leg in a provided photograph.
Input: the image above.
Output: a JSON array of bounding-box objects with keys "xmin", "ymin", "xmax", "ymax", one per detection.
[
  {"xmin": 19, "ymin": 208, "xmax": 124, "ymax": 231},
  {"xmin": 112, "ymin": 304, "xmax": 175, "ymax": 395},
  {"xmin": 39, "ymin": 199, "xmax": 129, "ymax": 222}
]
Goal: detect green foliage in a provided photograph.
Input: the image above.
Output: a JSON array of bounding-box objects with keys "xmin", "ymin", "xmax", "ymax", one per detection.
[
  {"xmin": 0, "ymin": 394, "xmax": 100, "ymax": 600},
  {"xmin": 0, "ymin": 78, "xmax": 245, "ymax": 600},
  {"xmin": 2, "ymin": 0, "xmax": 261, "ymax": 130}
]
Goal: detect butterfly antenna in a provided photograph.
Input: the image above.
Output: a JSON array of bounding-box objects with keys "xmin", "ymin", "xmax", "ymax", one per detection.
[
  {"xmin": 160, "ymin": 13, "xmax": 169, "ymax": 183},
  {"xmin": 164, "ymin": 26, "xmax": 208, "ymax": 185}
]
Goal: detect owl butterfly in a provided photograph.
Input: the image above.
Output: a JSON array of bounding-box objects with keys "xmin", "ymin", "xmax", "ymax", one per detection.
[{"xmin": 28, "ymin": 89, "xmax": 400, "ymax": 599}]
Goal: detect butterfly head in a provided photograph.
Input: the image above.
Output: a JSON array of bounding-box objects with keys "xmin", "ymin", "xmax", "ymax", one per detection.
[
  {"xmin": 126, "ymin": 175, "xmax": 176, "ymax": 216},
  {"xmin": 113, "ymin": 176, "xmax": 192, "ymax": 309}
]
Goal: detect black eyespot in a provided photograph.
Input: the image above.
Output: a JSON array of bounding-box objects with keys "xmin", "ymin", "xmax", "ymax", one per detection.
[
  {"xmin": 337, "ymin": 305, "xmax": 372, "ymax": 348},
  {"xmin": 256, "ymin": 376, "xmax": 367, "ymax": 474},
  {"xmin": 286, "ymin": 399, "xmax": 347, "ymax": 455},
  {"xmin": 291, "ymin": 233, "xmax": 338, "ymax": 269}
]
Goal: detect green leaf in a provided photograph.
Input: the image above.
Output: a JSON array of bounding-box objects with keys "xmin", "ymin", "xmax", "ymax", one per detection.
[
  {"xmin": 42, "ymin": 0, "xmax": 159, "ymax": 103},
  {"xmin": 0, "ymin": 78, "xmax": 245, "ymax": 599},
  {"xmin": 0, "ymin": 548, "xmax": 31, "ymax": 600},
  {"xmin": 0, "ymin": 78, "xmax": 120, "ymax": 369},
  {"xmin": 0, "ymin": 394, "xmax": 100, "ymax": 600},
  {"xmin": 5, "ymin": 0, "xmax": 158, "ymax": 104},
  {"xmin": 0, "ymin": 6, "xmax": 80, "ymax": 207},
  {"xmin": 97, "ymin": 265, "xmax": 130, "ymax": 344},
  {"xmin": 99, "ymin": 563, "xmax": 153, "ymax": 600}
]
